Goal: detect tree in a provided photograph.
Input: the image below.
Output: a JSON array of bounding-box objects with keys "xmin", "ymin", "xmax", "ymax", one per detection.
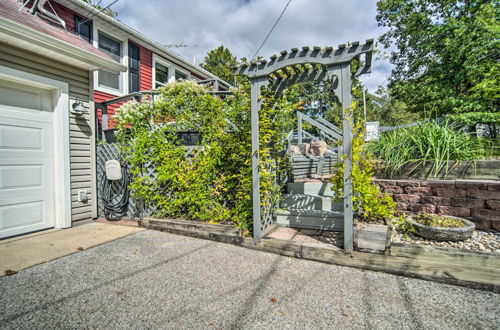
[
  {"xmin": 377, "ymin": 0, "xmax": 499, "ymax": 130},
  {"xmin": 200, "ymin": 45, "xmax": 239, "ymax": 85}
]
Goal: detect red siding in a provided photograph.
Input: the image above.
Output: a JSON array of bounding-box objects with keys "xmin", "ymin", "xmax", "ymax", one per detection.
[
  {"xmin": 138, "ymin": 44, "xmax": 153, "ymax": 90},
  {"xmin": 45, "ymin": 1, "xmax": 83, "ymax": 33},
  {"xmin": 94, "ymin": 90, "xmax": 125, "ymax": 130}
]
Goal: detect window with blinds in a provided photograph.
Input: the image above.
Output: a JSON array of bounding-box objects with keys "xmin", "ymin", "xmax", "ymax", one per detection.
[{"xmin": 98, "ymin": 32, "xmax": 122, "ymax": 91}]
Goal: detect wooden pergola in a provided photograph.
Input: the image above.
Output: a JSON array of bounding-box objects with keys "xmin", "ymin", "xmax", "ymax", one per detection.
[{"xmin": 236, "ymin": 40, "xmax": 374, "ymax": 252}]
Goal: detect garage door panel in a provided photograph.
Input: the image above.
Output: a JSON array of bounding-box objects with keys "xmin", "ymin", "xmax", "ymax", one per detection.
[
  {"xmin": 0, "ymin": 164, "xmax": 42, "ymax": 189},
  {"xmin": 0, "ymin": 104, "xmax": 53, "ymax": 123},
  {"xmin": 0, "ymin": 125, "xmax": 42, "ymax": 151},
  {"xmin": 0, "ymin": 198, "xmax": 54, "ymax": 237},
  {"xmin": 0, "ymin": 81, "xmax": 53, "ymax": 112},
  {"xmin": 0, "ymin": 118, "xmax": 53, "ymax": 159},
  {"xmin": 0, "ymin": 80, "xmax": 56, "ymax": 239},
  {"xmin": 1, "ymin": 200, "xmax": 45, "ymax": 229}
]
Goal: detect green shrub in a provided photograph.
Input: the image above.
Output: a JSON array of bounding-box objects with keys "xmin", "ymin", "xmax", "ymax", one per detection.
[
  {"xmin": 114, "ymin": 81, "xmax": 295, "ymax": 233},
  {"xmin": 330, "ymin": 104, "xmax": 396, "ymax": 222},
  {"xmin": 369, "ymin": 120, "xmax": 487, "ymax": 178}
]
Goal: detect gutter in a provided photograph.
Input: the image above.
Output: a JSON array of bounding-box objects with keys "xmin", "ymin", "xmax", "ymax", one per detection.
[
  {"xmin": 62, "ymin": 0, "xmax": 233, "ymax": 88},
  {"xmin": 0, "ymin": 16, "xmax": 126, "ymax": 73}
]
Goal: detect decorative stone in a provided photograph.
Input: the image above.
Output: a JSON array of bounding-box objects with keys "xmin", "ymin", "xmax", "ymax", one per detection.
[
  {"xmin": 290, "ymin": 145, "xmax": 302, "ymax": 155},
  {"xmin": 394, "ymin": 194, "xmax": 421, "ymax": 203},
  {"xmin": 309, "ymin": 141, "xmax": 328, "ymax": 156},
  {"xmin": 421, "ymin": 196, "xmax": 452, "ymax": 206},
  {"xmin": 298, "ymin": 143, "xmax": 310, "ymax": 155},
  {"xmin": 405, "ymin": 187, "xmax": 432, "ymax": 195},
  {"xmin": 408, "ymin": 215, "xmax": 475, "ymax": 242},
  {"xmin": 436, "ymin": 206, "xmax": 471, "ymax": 218}
]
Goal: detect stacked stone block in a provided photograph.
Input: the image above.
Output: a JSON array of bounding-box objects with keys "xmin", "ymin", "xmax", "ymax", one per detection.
[{"xmin": 374, "ymin": 179, "xmax": 500, "ymax": 231}]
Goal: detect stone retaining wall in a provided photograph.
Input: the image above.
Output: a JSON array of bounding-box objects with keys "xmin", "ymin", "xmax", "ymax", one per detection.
[{"xmin": 374, "ymin": 179, "xmax": 500, "ymax": 231}]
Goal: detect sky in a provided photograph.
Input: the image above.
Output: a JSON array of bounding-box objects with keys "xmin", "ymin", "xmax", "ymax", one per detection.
[{"xmin": 113, "ymin": 0, "xmax": 393, "ymax": 92}]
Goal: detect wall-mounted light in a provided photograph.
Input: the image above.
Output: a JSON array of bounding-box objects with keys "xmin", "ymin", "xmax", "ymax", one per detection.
[{"xmin": 71, "ymin": 97, "xmax": 86, "ymax": 116}]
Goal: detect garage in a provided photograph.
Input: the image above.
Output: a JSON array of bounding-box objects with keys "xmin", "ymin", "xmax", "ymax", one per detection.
[
  {"xmin": 0, "ymin": 77, "xmax": 66, "ymax": 239},
  {"xmin": 0, "ymin": 0, "xmax": 126, "ymax": 239}
]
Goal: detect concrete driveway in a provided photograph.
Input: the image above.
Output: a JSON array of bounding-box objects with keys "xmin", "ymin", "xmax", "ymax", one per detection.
[{"xmin": 0, "ymin": 230, "xmax": 498, "ymax": 329}]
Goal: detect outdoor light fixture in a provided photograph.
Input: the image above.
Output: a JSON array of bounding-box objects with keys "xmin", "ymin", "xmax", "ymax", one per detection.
[{"xmin": 71, "ymin": 97, "xmax": 86, "ymax": 115}]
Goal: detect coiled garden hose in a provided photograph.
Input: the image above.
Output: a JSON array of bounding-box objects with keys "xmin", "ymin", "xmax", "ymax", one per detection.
[{"xmin": 99, "ymin": 162, "xmax": 130, "ymax": 220}]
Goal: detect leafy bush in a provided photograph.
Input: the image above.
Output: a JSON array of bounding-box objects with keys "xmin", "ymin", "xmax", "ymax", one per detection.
[
  {"xmin": 114, "ymin": 81, "xmax": 295, "ymax": 232},
  {"xmin": 413, "ymin": 213, "xmax": 466, "ymax": 228},
  {"xmin": 369, "ymin": 120, "xmax": 488, "ymax": 178},
  {"xmin": 330, "ymin": 104, "xmax": 396, "ymax": 222}
]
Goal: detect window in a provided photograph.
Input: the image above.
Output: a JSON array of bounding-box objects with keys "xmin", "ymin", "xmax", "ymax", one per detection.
[
  {"xmin": 153, "ymin": 55, "xmax": 192, "ymax": 89},
  {"xmin": 75, "ymin": 16, "xmax": 92, "ymax": 43},
  {"xmin": 175, "ymin": 70, "xmax": 188, "ymax": 81},
  {"xmin": 128, "ymin": 43, "xmax": 140, "ymax": 93},
  {"xmin": 98, "ymin": 32, "xmax": 122, "ymax": 91},
  {"xmin": 155, "ymin": 62, "xmax": 169, "ymax": 88}
]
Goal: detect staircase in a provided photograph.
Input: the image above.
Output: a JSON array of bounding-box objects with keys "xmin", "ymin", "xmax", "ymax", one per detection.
[
  {"xmin": 277, "ymin": 181, "xmax": 344, "ymax": 230},
  {"xmin": 276, "ymin": 112, "xmax": 345, "ymax": 231}
]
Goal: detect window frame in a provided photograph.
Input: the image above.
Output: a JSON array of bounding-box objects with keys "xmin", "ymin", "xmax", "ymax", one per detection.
[
  {"xmin": 152, "ymin": 54, "xmax": 193, "ymax": 89},
  {"xmin": 92, "ymin": 26, "xmax": 128, "ymax": 96},
  {"xmin": 128, "ymin": 43, "xmax": 141, "ymax": 93},
  {"xmin": 74, "ymin": 15, "xmax": 92, "ymax": 43}
]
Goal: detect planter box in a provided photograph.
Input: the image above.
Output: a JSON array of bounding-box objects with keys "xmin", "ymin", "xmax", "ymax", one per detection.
[{"xmin": 354, "ymin": 223, "xmax": 391, "ymax": 253}]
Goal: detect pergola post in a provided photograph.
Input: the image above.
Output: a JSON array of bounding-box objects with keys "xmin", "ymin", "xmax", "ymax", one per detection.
[
  {"xmin": 250, "ymin": 77, "xmax": 268, "ymax": 242},
  {"xmin": 340, "ymin": 63, "xmax": 354, "ymax": 252},
  {"xmin": 236, "ymin": 41, "xmax": 374, "ymax": 248}
]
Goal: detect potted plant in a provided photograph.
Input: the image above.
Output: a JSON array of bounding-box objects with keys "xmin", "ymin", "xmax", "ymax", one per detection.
[{"xmin": 407, "ymin": 213, "xmax": 475, "ymax": 241}]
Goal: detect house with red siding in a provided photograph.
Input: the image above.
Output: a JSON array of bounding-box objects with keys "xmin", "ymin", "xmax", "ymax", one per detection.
[{"xmin": 47, "ymin": 0, "xmax": 232, "ymax": 130}]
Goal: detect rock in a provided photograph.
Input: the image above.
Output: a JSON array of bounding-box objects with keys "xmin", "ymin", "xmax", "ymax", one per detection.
[
  {"xmin": 298, "ymin": 143, "xmax": 310, "ymax": 155},
  {"xmin": 290, "ymin": 145, "xmax": 302, "ymax": 155},
  {"xmin": 309, "ymin": 141, "xmax": 328, "ymax": 156}
]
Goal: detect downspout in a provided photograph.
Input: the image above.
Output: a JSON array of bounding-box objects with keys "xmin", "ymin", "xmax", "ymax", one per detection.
[{"xmin": 35, "ymin": 0, "xmax": 67, "ymax": 30}]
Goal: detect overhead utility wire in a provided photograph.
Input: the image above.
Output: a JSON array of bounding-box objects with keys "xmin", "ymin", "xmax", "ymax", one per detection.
[
  {"xmin": 251, "ymin": 0, "xmax": 292, "ymax": 60},
  {"xmin": 81, "ymin": 0, "xmax": 119, "ymax": 24},
  {"xmin": 80, "ymin": 0, "xmax": 103, "ymax": 22}
]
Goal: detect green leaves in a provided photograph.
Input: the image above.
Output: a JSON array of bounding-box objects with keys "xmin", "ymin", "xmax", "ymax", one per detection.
[
  {"xmin": 200, "ymin": 45, "xmax": 240, "ymax": 85},
  {"xmin": 331, "ymin": 106, "xmax": 397, "ymax": 222},
  {"xmin": 369, "ymin": 120, "xmax": 488, "ymax": 178},
  {"xmin": 377, "ymin": 0, "xmax": 499, "ymax": 125},
  {"xmin": 114, "ymin": 81, "xmax": 296, "ymax": 232}
]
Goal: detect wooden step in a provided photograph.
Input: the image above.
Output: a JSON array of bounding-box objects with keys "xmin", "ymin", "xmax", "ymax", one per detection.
[
  {"xmin": 287, "ymin": 182, "xmax": 335, "ymax": 196},
  {"xmin": 276, "ymin": 209, "xmax": 344, "ymax": 230},
  {"xmin": 281, "ymin": 194, "xmax": 343, "ymax": 211}
]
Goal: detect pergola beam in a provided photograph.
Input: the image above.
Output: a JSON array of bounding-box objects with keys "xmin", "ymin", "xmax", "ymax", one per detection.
[{"xmin": 236, "ymin": 40, "xmax": 374, "ymax": 79}]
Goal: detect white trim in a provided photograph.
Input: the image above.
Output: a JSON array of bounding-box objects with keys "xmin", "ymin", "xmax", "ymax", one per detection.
[
  {"xmin": 0, "ymin": 65, "xmax": 72, "ymax": 229},
  {"xmin": 152, "ymin": 54, "xmax": 193, "ymax": 88},
  {"xmin": 93, "ymin": 27, "xmax": 129, "ymax": 96},
  {"xmin": 89, "ymin": 71, "xmax": 97, "ymax": 219},
  {"xmin": 62, "ymin": 0, "xmax": 232, "ymax": 87},
  {"xmin": 0, "ymin": 16, "xmax": 126, "ymax": 73}
]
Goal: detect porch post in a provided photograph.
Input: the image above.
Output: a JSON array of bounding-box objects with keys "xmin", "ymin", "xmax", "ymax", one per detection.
[
  {"xmin": 340, "ymin": 63, "xmax": 354, "ymax": 252},
  {"xmin": 250, "ymin": 78, "xmax": 265, "ymax": 242}
]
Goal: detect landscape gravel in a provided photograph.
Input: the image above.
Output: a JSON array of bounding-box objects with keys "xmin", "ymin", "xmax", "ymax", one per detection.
[
  {"xmin": 0, "ymin": 230, "xmax": 499, "ymax": 329},
  {"xmin": 392, "ymin": 229, "xmax": 500, "ymax": 253}
]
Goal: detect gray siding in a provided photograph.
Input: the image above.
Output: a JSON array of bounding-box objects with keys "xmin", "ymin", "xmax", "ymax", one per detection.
[{"xmin": 0, "ymin": 43, "xmax": 97, "ymax": 223}]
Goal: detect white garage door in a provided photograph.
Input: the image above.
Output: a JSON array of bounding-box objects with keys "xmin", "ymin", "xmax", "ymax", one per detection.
[{"xmin": 0, "ymin": 80, "xmax": 56, "ymax": 239}]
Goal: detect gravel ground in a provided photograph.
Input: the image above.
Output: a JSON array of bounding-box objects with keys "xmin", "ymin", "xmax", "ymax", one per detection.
[
  {"xmin": 0, "ymin": 230, "xmax": 499, "ymax": 329},
  {"xmin": 392, "ymin": 229, "xmax": 500, "ymax": 253}
]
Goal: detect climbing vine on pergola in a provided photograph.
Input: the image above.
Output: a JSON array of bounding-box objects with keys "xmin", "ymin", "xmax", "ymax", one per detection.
[{"xmin": 235, "ymin": 40, "xmax": 374, "ymax": 251}]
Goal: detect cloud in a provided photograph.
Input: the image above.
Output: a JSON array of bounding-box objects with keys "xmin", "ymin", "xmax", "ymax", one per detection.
[{"xmin": 114, "ymin": 0, "xmax": 393, "ymax": 91}]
